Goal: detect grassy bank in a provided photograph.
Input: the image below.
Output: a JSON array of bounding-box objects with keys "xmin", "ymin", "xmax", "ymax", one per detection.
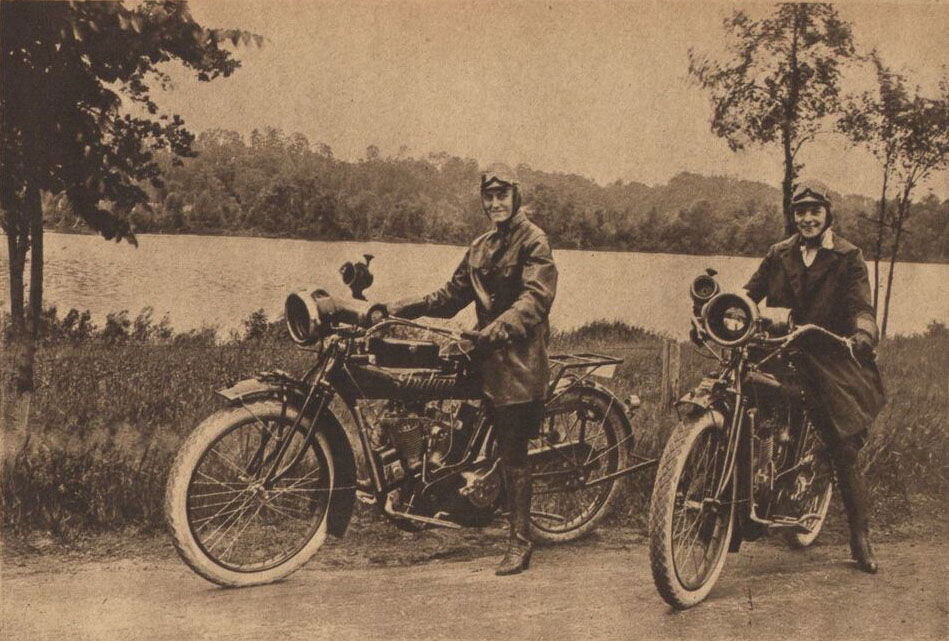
[{"xmin": 2, "ymin": 312, "xmax": 946, "ymax": 541}]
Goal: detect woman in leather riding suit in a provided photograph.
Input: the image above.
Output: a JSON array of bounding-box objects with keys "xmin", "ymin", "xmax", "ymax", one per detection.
[
  {"xmin": 379, "ymin": 163, "xmax": 557, "ymax": 576},
  {"xmin": 744, "ymin": 186, "xmax": 886, "ymax": 573}
]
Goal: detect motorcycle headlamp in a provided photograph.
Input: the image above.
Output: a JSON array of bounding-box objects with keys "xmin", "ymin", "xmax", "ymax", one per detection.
[
  {"xmin": 285, "ymin": 288, "xmax": 332, "ymax": 345},
  {"xmin": 690, "ymin": 273, "xmax": 720, "ymax": 314},
  {"xmin": 702, "ymin": 292, "xmax": 759, "ymax": 347},
  {"xmin": 285, "ymin": 289, "xmax": 371, "ymax": 345}
]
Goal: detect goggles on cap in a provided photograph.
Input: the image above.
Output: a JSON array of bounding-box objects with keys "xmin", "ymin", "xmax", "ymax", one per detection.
[
  {"xmin": 481, "ymin": 163, "xmax": 519, "ymax": 192},
  {"xmin": 791, "ymin": 187, "xmax": 831, "ymax": 210}
]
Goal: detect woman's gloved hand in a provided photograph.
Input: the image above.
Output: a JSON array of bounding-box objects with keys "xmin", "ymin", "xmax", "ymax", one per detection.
[
  {"xmin": 367, "ymin": 303, "xmax": 390, "ymax": 326},
  {"xmin": 849, "ymin": 330, "xmax": 876, "ymax": 363},
  {"xmin": 689, "ymin": 325, "xmax": 703, "ymax": 347},
  {"xmin": 478, "ymin": 320, "xmax": 510, "ymax": 350}
]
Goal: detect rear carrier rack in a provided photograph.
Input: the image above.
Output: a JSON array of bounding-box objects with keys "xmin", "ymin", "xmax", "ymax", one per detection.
[{"xmin": 548, "ymin": 353, "xmax": 623, "ymax": 389}]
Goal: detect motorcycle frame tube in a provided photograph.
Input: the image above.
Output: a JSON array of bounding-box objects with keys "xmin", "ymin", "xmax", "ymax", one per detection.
[
  {"xmin": 348, "ymin": 404, "xmax": 390, "ymax": 494},
  {"xmin": 728, "ymin": 351, "xmax": 812, "ymax": 532},
  {"xmin": 328, "ymin": 356, "xmax": 494, "ymax": 500},
  {"xmin": 413, "ymin": 414, "xmax": 496, "ymax": 499}
]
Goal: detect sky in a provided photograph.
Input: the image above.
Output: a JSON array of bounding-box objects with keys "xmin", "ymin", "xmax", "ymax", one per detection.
[{"xmin": 156, "ymin": 0, "xmax": 949, "ymax": 200}]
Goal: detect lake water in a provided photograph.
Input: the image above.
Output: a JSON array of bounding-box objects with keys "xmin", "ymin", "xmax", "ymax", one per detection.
[{"xmin": 1, "ymin": 232, "xmax": 946, "ymax": 339}]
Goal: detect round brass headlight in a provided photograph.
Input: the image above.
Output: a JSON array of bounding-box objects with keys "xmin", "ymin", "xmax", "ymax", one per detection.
[
  {"xmin": 285, "ymin": 288, "xmax": 330, "ymax": 345},
  {"xmin": 702, "ymin": 292, "xmax": 759, "ymax": 346}
]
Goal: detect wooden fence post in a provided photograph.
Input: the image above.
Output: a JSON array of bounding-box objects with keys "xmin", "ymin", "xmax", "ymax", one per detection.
[{"xmin": 660, "ymin": 338, "xmax": 681, "ymax": 411}]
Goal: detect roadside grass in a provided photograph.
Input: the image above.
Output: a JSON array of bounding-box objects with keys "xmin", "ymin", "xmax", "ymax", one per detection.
[{"xmin": 1, "ymin": 309, "xmax": 946, "ymax": 545}]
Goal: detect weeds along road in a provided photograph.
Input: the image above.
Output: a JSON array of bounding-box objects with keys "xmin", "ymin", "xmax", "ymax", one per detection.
[{"xmin": 2, "ymin": 533, "xmax": 946, "ymax": 641}]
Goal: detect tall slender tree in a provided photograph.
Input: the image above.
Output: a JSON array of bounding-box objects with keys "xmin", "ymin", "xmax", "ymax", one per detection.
[
  {"xmin": 1, "ymin": 0, "xmax": 258, "ymax": 429},
  {"xmin": 841, "ymin": 67, "xmax": 949, "ymax": 336},
  {"xmin": 689, "ymin": 3, "xmax": 856, "ymax": 235},
  {"xmin": 838, "ymin": 53, "xmax": 909, "ymax": 312}
]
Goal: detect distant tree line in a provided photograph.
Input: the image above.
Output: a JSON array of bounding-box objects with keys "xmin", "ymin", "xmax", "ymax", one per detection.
[{"xmin": 42, "ymin": 126, "xmax": 949, "ymax": 262}]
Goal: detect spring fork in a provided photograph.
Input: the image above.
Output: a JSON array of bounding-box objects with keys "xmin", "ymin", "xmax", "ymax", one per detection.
[{"xmin": 261, "ymin": 346, "xmax": 336, "ymax": 489}]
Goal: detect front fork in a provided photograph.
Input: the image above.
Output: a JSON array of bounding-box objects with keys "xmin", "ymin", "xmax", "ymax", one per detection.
[
  {"xmin": 248, "ymin": 372, "xmax": 335, "ymax": 490},
  {"xmin": 257, "ymin": 342, "xmax": 341, "ymax": 490}
]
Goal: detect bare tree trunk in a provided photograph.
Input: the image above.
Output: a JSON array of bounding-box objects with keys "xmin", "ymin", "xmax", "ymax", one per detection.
[
  {"xmin": 881, "ymin": 199, "xmax": 908, "ymax": 339},
  {"xmin": 782, "ymin": 129, "xmax": 796, "ymax": 237},
  {"xmin": 1, "ymin": 186, "xmax": 41, "ymax": 440},
  {"xmin": 872, "ymin": 163, "xmax": 890, "ymax": 314},
  {"xmin": 2, "ymin": 203, "xmax": 32, "ymax": 436},
  {"xmin": 28, "ymin": 185, "xmax": 44, "ymax": 341},
  {"xmin": 6, "ymin": 221, "xmax": 27, "ymax": 335},
  {"xmin": 781, "ymin": 5, "xmax": 804, "ymax": 237}
]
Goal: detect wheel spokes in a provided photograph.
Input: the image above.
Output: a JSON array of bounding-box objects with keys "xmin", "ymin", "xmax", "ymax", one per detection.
[
  {"xmin": 187, "ymin": 418, "xmax": 331, "ymax": 571},
  {"xmin": 529, "ymin": 401, "xmax": 618, "ymax": 532},
  {"xmin": 671, "ymin": 429, "xmax": 729, "ymax": 589}
]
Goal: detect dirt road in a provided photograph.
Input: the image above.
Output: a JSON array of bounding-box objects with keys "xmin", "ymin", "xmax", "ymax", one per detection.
[{"xmin": 2, "ymin": 532, "xmax": 946, "ymax": 641}]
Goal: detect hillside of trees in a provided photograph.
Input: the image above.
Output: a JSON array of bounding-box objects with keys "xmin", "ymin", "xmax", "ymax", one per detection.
[{"xmin": 44, "ymin": 127, "xmax": 949, "ymax": 262}]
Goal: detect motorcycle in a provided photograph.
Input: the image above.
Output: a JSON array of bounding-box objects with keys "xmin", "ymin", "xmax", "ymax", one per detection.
[
  {"xmin": 648, "ymin": 269, "xmax": 851, "ymax": 609},
  {"xmin": 165, "ymin": 261, "xmax": 643, "ymax": 587}
]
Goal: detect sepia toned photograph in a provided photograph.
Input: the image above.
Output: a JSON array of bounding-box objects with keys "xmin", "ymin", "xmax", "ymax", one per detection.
[{"xmin": 1, "ymin": 1, "xmax": 947, "ymax": 639}]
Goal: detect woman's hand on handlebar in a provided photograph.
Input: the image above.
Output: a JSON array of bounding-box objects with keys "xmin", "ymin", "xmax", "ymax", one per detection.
[
  {"xmin": 849, "ymin": 330, "xmax": 876, "ymax": 363},
  {"xmin": 459, "ymin": 329, "xmax": 482, "ymax": 343},
  {"xmin": 476, "ymin": 321, "xmax": 510, "ymax": 350},
  {"xmin": 367, "ymin": 303, "xmax": 389, "ymax": 326}
]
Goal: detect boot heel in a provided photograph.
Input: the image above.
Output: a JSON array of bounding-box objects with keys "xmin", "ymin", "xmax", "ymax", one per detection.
[{"xmin": 496, "ymin": 465, "xmax": 534, "ymax": 576}]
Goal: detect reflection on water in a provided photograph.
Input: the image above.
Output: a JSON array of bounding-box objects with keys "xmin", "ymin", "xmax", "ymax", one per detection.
[{"xmin": 1, "ymin": 232, "xmax": 946, "ymax": 338}]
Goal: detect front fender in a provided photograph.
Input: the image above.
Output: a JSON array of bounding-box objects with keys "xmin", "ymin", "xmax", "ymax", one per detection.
[
  {"xmin": 675, "ymin": 377, "xmax": 730, "ymax": 420},
  {"xmin": 217, "ymin": 377, "xmax": 297, "ymax": 404},
  {"xmin": 216, "ymin": 376, "xmax": 357, "ymax": 538}
]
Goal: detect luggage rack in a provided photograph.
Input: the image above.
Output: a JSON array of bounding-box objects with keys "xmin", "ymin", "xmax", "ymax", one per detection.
[{"xmin": 548, "ymin": 352, "xmax": 624, "ymax": 390}]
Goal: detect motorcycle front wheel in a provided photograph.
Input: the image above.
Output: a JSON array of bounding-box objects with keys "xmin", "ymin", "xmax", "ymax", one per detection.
[
  {"xmin": 649, "ymin": 412, "xmax": 734, "ymax": 609},
  {"xmin": 528, "ymin": 386, "xmax": 630, "ymax": 543},
  {"xmin": 165, "ymin": 400, "xmax": 336, "ymax": 587}
]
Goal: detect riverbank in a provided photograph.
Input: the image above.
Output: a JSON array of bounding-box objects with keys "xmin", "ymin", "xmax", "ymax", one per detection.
[{"xmin": 2, "ymin": 316, "xmax": 947, "ymax": 543}]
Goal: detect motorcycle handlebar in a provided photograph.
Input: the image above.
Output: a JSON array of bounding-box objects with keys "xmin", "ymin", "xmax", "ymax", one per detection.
[
  {"xmin": 366, "ymin": 316, "xmax": 481, "ymax": 344},
  {"xmin": 761, "ymin": 323, "xmax": 848, "ymax": 345},
  {"xmin": 759, "ymin": 323, "xmax": 858, "ymax": 362}
]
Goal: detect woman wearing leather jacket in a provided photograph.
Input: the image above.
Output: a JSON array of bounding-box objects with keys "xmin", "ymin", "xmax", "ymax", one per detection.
[
  {"xmin": 376, "ymin": 163, "xmax": 558, "ymax": 576},
  {"xmin": 744, "ymin": 186, "xmax": 886, "ymax": 573}
]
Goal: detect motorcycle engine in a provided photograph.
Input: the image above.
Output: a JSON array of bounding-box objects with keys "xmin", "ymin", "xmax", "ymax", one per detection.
[
  {"xmin": 751, "ymin": 406, "xmax": 793, "ymax": 512},
  {"xmin": 378, "ymin": 400, "xmax": 463, "ymax": 470}
]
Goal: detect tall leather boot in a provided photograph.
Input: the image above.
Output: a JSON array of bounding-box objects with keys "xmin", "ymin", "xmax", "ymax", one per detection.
[
  {"xmin": 835, "ymin": 460, "xmax": 879, "ymax": 574},
  {"xmin": 496, "ymin": 466, "xmax": 534, "ymax": 576}
]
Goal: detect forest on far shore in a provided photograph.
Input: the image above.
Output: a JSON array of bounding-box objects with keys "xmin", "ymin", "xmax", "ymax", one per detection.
[{"xmin": 43, "ymin": 127, "xmax": 949, "ymax": 262}]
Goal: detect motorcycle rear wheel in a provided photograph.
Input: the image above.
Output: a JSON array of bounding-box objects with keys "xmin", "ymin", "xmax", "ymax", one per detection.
[
  {"xmin": 528, "ymin": 386, "xmax": 630, "ymax": 543},
  {"xmin": 165, "ymin": 400, "xmax": 336, "ymax": 587},
  {"xmin": 649, "ymin": 412, "xmax": 734, "ymax": 609}
]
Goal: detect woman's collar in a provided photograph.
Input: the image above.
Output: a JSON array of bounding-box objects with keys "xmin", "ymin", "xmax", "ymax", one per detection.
[
  {"xmin": 494, "ymin": 209, "xmax": 526, "ymax": 233},
  {"xmin": 799, "ymin": 227, "xmax": 834, "ymax": 250}
]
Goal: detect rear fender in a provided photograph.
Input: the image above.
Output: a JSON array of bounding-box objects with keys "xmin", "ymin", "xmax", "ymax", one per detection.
[
  {"xmin": 554, "ymin": 378, "xmax": 635, "ymax": 444},
  {"xmin": 216, "ymin": 377, "xmax": 357, "ymax": 538}
]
